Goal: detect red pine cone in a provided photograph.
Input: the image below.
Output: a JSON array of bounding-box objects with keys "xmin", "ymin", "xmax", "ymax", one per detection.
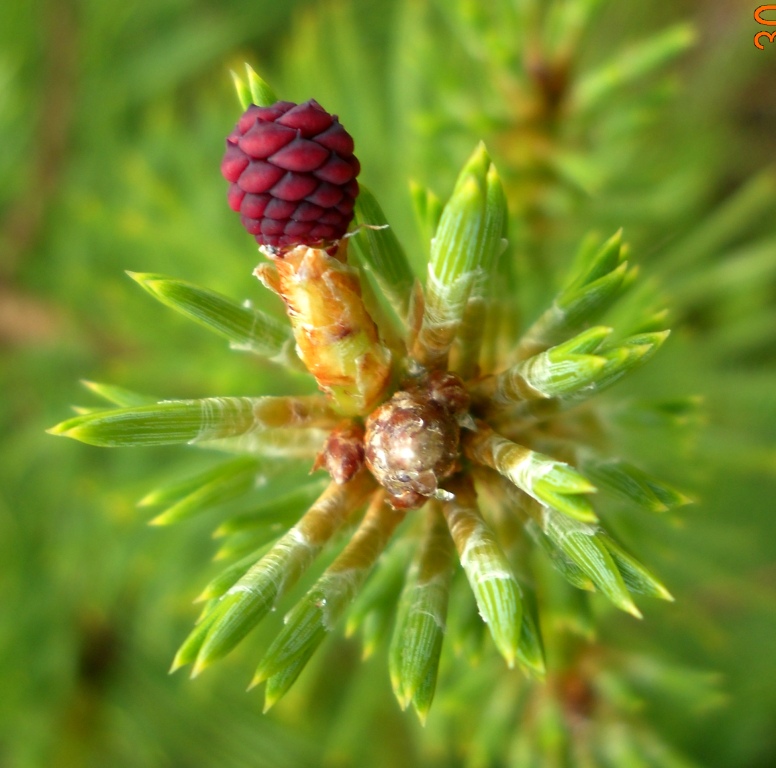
[{"xmin": 221, "ymin": 99, "xmax": 360, "ymax": 250}]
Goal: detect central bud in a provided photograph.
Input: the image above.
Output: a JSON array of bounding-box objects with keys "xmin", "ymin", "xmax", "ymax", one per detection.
[{"xmin": 364, "ymin": 371, "xmax": 470, "ymax": 509}]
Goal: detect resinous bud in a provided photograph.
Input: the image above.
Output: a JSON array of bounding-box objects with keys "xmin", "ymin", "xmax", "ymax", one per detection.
[{"xmin": 364, "ymin": 372, "xmax": 469, "ymax": 509}]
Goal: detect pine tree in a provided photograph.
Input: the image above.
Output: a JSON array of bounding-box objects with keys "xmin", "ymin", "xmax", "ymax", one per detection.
[{"xmin": 4, "ymin": 1, "xmax": 776, "ymax": 766}]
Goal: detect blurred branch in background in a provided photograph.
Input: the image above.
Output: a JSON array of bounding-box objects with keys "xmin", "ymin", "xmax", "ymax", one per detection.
[
  {"xmin": 1, "ymin": 0, "xmax": 77, "ymax": 283},
  {"xmin": 0, "ymin": 0, "xmax": 76, "ymax": 347}
]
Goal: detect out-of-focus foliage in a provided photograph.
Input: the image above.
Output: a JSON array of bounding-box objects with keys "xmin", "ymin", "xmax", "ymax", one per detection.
[{"xmin": 2, "ymin": 0, "xmax": 776, "ymax": 766}]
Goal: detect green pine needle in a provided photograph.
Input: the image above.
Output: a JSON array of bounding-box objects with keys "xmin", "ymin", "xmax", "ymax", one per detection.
[{"xmin": 128, "ymin": 272, "xmax": 297, "ymax": 365}]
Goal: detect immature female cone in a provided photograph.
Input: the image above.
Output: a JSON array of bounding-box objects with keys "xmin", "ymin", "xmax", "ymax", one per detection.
[{"xmin": 221, "ymin": 99, "xmax": 360, "ymax": 250}]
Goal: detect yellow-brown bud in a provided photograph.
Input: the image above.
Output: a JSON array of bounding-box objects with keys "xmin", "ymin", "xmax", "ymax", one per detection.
[{"xmin": 255, "ymin": 243, "xmax": 392, "ymax": 416}]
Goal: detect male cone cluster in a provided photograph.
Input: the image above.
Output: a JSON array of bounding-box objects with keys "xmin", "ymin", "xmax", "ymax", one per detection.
[{"xmin": 221, "ymin": 99, "xmax": 360, "ymax": 250}]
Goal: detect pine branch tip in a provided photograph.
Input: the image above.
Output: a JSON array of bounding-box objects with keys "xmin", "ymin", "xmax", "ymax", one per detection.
[
  {"xmin": 413, "ymin": 704, "xmax": 430, "ymax": 727},
  {"xmin": 623, "ymin": 599, "xmax": 643, "ymax": 619},
  {"xmin": 190, "ymin": 658, "xmax": 210, "ymax": 679},
  {"xmin": 136, "ymin": 491, "xmax": 156, "ymax": 508},
  {"xmin": 360, "ymin": 644, "xmax": 375, "ymax": 661},
  {"xmin": 168, "ymin": 655, "xmax": 188, "ymax": 674},
  {"xmin": 390, "ymin": 681, "xmax": 410, "ymax": 710},
  {"xmin": 126, "ymin": 271, "xmax": 159, "ymax": 289}
]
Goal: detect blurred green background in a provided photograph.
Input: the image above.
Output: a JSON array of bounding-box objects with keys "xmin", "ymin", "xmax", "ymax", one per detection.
[{"xmin": 2, "ymin": 0, "xmax": 775, "ymax": 766}]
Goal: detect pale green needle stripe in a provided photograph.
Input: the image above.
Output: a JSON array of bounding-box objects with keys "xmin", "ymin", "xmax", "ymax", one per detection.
[
  {"xmin": 472, "ymin": 327, "xmax": 612, "ymax": 406},
  {"xmin": 172, "ymin": 472, "xmax": 375, "ymax": 675},
  {"xmin": 514, "ymin": 491, "xmax": 642, "ymax": 617},
  {"xmin": 128, "ymin": 272, "xmax": 295, "ymax": 364},
  {"xmin": 412, "ymin": 143, "xmax": 505, "ymax": 371},
  {"xmin": 49, "ymin": 396, "xmax": 339, "ymax": 447},
  {"xmin": 253, "ymin": 494, "xmax": 404, "ymax": 709},
  {"xmin": 580, "ymin": 457, "xmax": 692, "ymax": 513},
  {"xmin": 442, "ymin": 476, "xmax": 523, "ymax": 668},
  {"xmin": 231, "ymin": 63, "xmax": 278, "ymax": 109},
  {"xmin": 389, "ymin": 504, "xmax": 454, "ymax": 722},
  {"xmin": 81, "ymin": 380, "xmax": 159, "ymax": 407},
  {"xmin": 512, "ymin": 230, "xmax": 629, "ymax": 361},
  {"xmin": 575, "ymin": 24, "xmax": 696, "ymax": 112},
  {"xmin": 464, "ymin": 423, "xmax": 597, "ymax": 523},
  {"xmin": 352, "ymin": 186, "xmax": 415, "ymax": 322}
]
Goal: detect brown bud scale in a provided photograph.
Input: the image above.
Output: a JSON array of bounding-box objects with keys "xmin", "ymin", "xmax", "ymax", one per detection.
[
  {"xmin": 364, "ymin": 372, "xmax": 469, "ymax": 509},
  {"xmin": 313, "ymin": 420, "xmax": 366, "ymax": 485}
]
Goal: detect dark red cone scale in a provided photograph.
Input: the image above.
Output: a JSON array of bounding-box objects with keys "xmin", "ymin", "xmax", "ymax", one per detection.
[{"xmin": 222, "ymin": 99, "xmax": 360, "ymax": 250}]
